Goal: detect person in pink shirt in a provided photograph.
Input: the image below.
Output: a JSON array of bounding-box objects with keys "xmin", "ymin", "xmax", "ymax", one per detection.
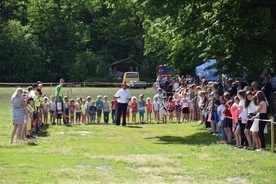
[
  {"xmin": 69, "ymin": 99, "xmax": 76, "ymax": 124},
  {"xmin": 145, "ymin": 97, "xmax": 153, "ymax": 123},
  {"xmin": 230, "ymin": 96, "xmax": 241, "ymax": 148},
  {"xmin": 167, "ymin": 96, "xmax": 175, "ymax": 123},
  {"xmin": 131, "ymin": 96, "xmax": 138, "ymax": 124}
]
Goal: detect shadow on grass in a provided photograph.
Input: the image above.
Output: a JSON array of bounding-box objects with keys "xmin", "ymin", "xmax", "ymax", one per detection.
[
  {"xmin": 126, "ymin": 125, "xmax": 143, "ymax": 129},
  {"xmin": 37, "ymin": 124, "xmax": 50, "ymax": 137},
  {"xmin": 145, "ymin": 132, "xmax": 218, "ymax": 145}
]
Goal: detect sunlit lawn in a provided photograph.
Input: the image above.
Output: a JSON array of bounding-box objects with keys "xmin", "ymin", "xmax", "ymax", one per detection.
[{"xmin": 0, "ymin": 87, "xmax": 275, "ymax": 184}]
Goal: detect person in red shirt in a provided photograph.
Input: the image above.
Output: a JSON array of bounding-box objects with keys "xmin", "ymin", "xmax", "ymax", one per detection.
[
  {"xmin": 69, "ymin": 99, "xmax": 76, "ymax": 124},
  {"xmin": 167, "ymin": 96, "xmax": 175, "ymax": 123},
  {"xmin": 111, "ymin": 96, "xmax": 118, "ymax": 124},
  {"xmin": 251, "ymin": 81, "xmax": 259, "ymax": 95},
  {"xmin": 223, "ymin": 92, "xmax": 233, "ymax": 144},
  {"xmin": 131, "ymin": 96, "xmax": 138, "ymax": 124}
]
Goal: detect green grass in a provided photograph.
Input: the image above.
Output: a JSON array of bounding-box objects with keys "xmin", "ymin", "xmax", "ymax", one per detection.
[{"xmin": 0, "ymin": 87, "xmax": 276, "ymax": 184}]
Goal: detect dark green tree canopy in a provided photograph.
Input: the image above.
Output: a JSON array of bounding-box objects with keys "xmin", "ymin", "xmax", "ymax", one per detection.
[{"xmin": 0, "ymin": 0, "xmax": 275, "ymax": 82}]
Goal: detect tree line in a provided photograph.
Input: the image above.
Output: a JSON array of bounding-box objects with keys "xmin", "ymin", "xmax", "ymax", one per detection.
[{"xmin": 0, "ymin": 0, "xmax": 275, "ymax": 82}]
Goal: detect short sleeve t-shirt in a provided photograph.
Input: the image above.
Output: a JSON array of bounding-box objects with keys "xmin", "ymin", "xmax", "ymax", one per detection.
[
  {"xmin": 260, "ymin": 101, "xmax": 267, "ymax": 113},
  {"xmin": 217, "ymin": 104, "xmax": 225, "ymax": 121},
  {"xmin": 131, "ymin": 101, "xmax": 138, "ymax": 111},
  {"xmin": 111, "ymin": 100, "xmax": 118, "ymax": 110},
  {"xmin": 89, "ymin": 106, "xmax": 97, "ymax": 115},
  {"xmin": 55, "ymin": 85, "xmax": 63, "ymax": 101},
  {"xmin": 96, "ymin": 100, "xmax": 103, "ymax": 110},
  {"xmin": 138, "ymin": 100, "xmax": 146, "ymax": 111}
]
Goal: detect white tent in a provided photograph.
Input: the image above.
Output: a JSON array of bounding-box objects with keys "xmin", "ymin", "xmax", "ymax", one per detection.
[{"xmin": 195, "ymin": 59, "xmax": 218, "ymax": 81}]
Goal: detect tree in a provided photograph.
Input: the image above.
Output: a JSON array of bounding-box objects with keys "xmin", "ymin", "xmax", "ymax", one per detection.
[
  {"xmin": 140, "ymin": 0, "xmax": 276, "ymax": 78},
  {"xmin": 0, "ymin": 20, "xmax": 44, "ymax": 82}
]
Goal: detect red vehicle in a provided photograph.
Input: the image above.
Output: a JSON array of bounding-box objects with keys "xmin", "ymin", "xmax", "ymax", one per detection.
[{"xmin": 157, "ymin": 64, "xmax": 175, "ymax": 77}]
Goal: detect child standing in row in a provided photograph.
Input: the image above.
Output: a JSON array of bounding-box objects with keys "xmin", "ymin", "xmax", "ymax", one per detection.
[
  {"xmin": 167, "ymin": 96, "xmax": 175, "ymax": 123},
  {"xmin": 111, "ymin": 96, "xmax": 118, "ymax": 124},
  {"xmin": 81, "ymin": 100, "xmax": 87, "ymax": 124},
  {"xmin": 89, "ymin": 101, "xmax": 97, "ymax": 124},
  {"xmin": 27, "ymin": 98, "xmax": 35, "ymax": 139},
  {"xmin": 181, "ymin": 92, "xmax": 190, "ymax": 122},
  {"xmin": 146, "ymin": 97, "xmax": 152, "ymax": 123},
  {"xmin": 63, "ymin": 96, "xmax": 69, "ymax": 124},
  {"xmin": 175, "ymin": 99, "xmax": 182, "ymax": 123},
  {"xmin": 131, "ymin": 96, "xmax": 138, "ymax": 124},
  {"xmin": 160, "ymin": 96, "xmax": 168, "ymax": 123},
  {"xmin": 86, "ymin": 96, "xmax": 92, "ymax": 123},
  {"xmin": 42, "ymin": 97, "xmax": 49, "ymax": 125},
  {"xmin": 103, "ymin": 95, "xmax": 110, "ymax": 124},
  {"xmin": 96, "ymin": 95, "xmax": 103, "ymax": 124},
  {"xmin": 69, "ymin": 99, "xmax": 76, "ymax": 124},
  {"xmin": 153, "ymin": 96, "xmax": 160, "ymax": 123},
  {"xmin": 49, "ymin": 95, "xmax": 56, "ymax": 125},
  {"xmin": 75, "ymin": 98, "xmax": 82, "ymax": 124},
  {"xmin": 138, "ymin": 94, "xmax": 146, "ymax": 124}
]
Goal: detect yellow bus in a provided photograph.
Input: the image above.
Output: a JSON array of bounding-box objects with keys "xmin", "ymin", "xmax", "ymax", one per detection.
[
  {"xmin": 123, "ymin": 72, "xmax": 140, "ymax": 83},
  {"xmin": 123, "ymin": 72, "xmax": 147, "ymax": 89}
]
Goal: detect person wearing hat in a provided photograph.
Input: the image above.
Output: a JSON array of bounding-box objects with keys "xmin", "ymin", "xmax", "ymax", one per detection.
[{"xmin": 114, "ymin": 81, "xmax": 131, "ymax": 126}]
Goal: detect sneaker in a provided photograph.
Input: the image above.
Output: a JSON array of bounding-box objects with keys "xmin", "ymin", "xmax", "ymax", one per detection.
[{"xmin": 256, "ymin": 149, "xmax": 262, "ymax": 152}]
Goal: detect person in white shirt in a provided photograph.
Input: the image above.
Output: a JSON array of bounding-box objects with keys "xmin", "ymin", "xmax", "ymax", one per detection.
[
  {"xmin": 217, "ymin": 98, "xmax": 226, "ymax": 143},
  {"xmin": 244, "ymin": 91, "xmax": 258, "ymax": 150},
  {"xmin": 115, "ymin": 82, "xmax": 131, "ymax": 126},
  {"xmin": 237, "ymin": 90, "xmax": 248, "ymax": 147}
]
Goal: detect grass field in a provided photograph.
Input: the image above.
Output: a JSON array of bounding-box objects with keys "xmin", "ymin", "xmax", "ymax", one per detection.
[{"xmin": 0, "ymin": 87, "xmax": 276, "ymax": 184}]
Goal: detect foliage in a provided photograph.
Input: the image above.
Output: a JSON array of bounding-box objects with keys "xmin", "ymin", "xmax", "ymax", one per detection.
[
  {"xmin": 0, "ymin": 0, "xmax": 275, "ymax": 81},
  {"xmin": 0, "ymin": 20, "xmax": 44, "ymax": 82},
  {"xmin": 140, "ymin": 0, "xmax": 276, "ymax": 78}
]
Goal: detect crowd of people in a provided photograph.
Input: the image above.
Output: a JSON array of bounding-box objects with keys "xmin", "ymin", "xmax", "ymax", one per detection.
[
  {"xmin": 154, "ymin": 73, "xmax": 275, "ymax": 151},
  {"xmin": 10, "ymin": 74, "xmax": 275, "ymax": 151}
]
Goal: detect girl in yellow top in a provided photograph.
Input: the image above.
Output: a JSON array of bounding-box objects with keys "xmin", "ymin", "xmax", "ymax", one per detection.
[{"xmin": 27, "ymin": 98, "xmax": 35, "ymax": 139}]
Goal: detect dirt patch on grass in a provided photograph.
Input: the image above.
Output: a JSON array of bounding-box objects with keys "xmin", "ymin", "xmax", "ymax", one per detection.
[
  {"xmin": 75, "ymin": 164, "xmax": 91, "ymax": 169},
  {"xmin": 95, "ymin": 165, "xmax": 113, "ymax": 171},
  {"xmin": 227, "ymin": 177, "xmax": 248, "ymax": 183},
  {"xmin": 87, "ymin": 154, "xmax": 181, "ymax": 167}
]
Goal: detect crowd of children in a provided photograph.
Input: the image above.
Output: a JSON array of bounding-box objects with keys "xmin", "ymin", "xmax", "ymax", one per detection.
[{"xmin": 14, "ymin": 76, "xmax": 273, "ymax": 152}]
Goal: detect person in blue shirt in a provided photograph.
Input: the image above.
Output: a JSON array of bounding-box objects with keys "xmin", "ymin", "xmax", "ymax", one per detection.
[
  {"xmin": 89, "ymin": 101, "xmax": 97, "ymax": 124},
  {"xmin": 138, "ymin": 94, "xmax": 146, "ymax": 124}
]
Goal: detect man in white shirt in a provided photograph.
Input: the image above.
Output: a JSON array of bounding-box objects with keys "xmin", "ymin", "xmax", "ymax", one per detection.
[{"xmin": 115, "ymin": 82, "xmax": 131, "ymax": 126}]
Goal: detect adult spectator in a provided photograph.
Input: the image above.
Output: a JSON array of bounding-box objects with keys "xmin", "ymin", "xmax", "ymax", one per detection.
[
  {"xmin": 54, "ymin": 78, "xmax": 68, "ymax": 124},
  {"xmin": 37, "ymin": 81, "xmax": 43, "ymax": 90},
  {"xmin": 226, "ymin": 78, "xmax": 237, "ymax": 97},
  {"xmin": 261, "ymin": 76, "xmax": 272, "ymax": 111},
  {"xmin": 115, "ymin": 82, "xmax": 131, "ymax": 126},
  {"xmin": 10, "ymin": 88, "xmax": 26, "ymax": 143},
  {"xmin": 251, "ymin": 81, "xmax": 259, "ymax": 95},
  {"xmin": 270, "ymin": 73, "xmax": 276, "ymax": 92},
  {"xmin": 239, "ymin": 77, "xmax": 248, "ymax": 90}
]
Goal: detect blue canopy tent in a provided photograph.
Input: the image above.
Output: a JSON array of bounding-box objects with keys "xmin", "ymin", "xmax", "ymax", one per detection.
[{"xmin": 195, "ymin": 59, "xmax": 218, "ymax": 81}]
